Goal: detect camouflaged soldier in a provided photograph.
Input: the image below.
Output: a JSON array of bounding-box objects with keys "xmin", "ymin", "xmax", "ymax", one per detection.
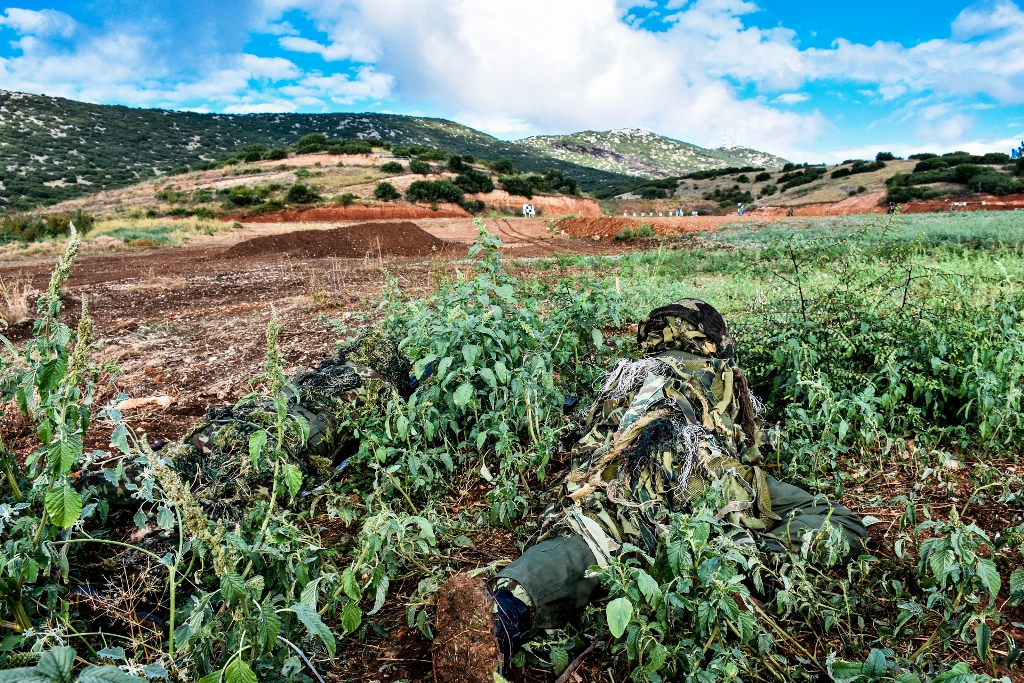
[
  {"xmin": 85, "ymin": 327, "xmax": 413, "ymax": 519},
  {"xmin": 433, "ymin": 299, "xmax": 868, "ymax": 682}
]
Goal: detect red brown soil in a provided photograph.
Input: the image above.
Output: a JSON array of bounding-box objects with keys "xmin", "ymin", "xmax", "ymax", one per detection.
[
  {"xmin": 553, "ymin": 215, "xmax": 760, "ymax": 241},
  {"xmin": 902, "ymin": 192, "xmax": 1024, "ymax": 213},
  {"xmin": 468, "ymin": 190, "xmax": 603, "ymax": 218},
  {"xmin": 750, "ymin": 191, "xmax": 1024, "ymax": 217},
  {"xmin": 228, "ymin": 202, "xmax": 470, "ymax": 222},
  {"xmin": 224, "ymin": 221, "xmax": 454, "ymax": 259},
  {"xmin": 432, "ymin": 573, "xmax": 501, "ymax": 683}
]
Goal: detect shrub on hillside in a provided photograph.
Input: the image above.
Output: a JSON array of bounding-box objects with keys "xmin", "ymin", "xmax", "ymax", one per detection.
[
  {"xmin": 405, "ymin": 179, "xmax": 464, "ymax": 204},
  {"xmin": 417, "ymin": 149, "xmax": 447, "ymax": 161},
  {"xmin": 754, "ymin": 172, "xmax": 772, "ymax": 182},
  {"xmin": 374, "ymin": 181, "xmax": 401, "ymax": 201},
  {"xmin": 500, "ymin": 175, "xmax": 533, "ymax": 198},
  {"xmin": 447, "ymin": 156, "xmax": 466, "ymax": 173},
  {"xmin": 381, "ymin": 161, "xmax": 404, "ymax": 174},
  {"xmin": 908, "ymin": 152, "xmax": 938, "ymax": 161},
  {"xmin": 759, "ymin": 184, "xmax": 777, "ymax": 198},
  {"xmin": 410, "ymin": 159, "xmax": 432, "ymax": 175},
  {"xmin": 463, "ymin": 199, "xmax": 486, "ymax": 214},
  {"xmin": 876, "ymin": 152, "xmax": 897, "ymax": 161},
  {"xmin": 334, "ymin": 193, "xmax": 358, "ymax": 207},
  {"xmin": 294, "ymin": 133, "xmax": 328, "ymax": 154},
  {"xmin": 285, "ymin": 183, "xmax": 320, "ymax": 204},
  {"xmin": 489, "ymin": 159, "xmax": 517, "ymax": 175},
  {"xmin": 0, "ymin": 209, "xmax": 94, "ymax": 243},
  {"xmin": 265, "ymin": 148, "xmax": 288, "ymax": 161},
  {"xmin": 461, "ymin": 154, "xmax": 475, "ymax": 164},
  {"xmin": 736, "ymin": 175, "xmax": 750, "ymax": 183},
  {"xmin": 702, "ymin": 185, "xmax": 754, "ymax": 206},
  {"xmin": 831, "ymin": 168, "xmax": 852, "ymax": 180},
  {"xmin": 454, "ymin": 169, "xmax": 494, "ymax": 194}
]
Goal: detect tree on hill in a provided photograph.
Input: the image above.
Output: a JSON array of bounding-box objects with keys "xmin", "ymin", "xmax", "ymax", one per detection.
[{"xmin": 374, "ymin": 182, "xmax": 401, "ymax": 201}]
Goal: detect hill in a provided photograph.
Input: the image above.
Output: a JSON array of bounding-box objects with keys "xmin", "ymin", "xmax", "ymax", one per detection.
[
  {"xmin": 0, "ymin": 91, "xmax": 638, "ymax": 209},
  {"xmin": 519, "ymin": 128, "xmax": 788, "ymax": 178}
]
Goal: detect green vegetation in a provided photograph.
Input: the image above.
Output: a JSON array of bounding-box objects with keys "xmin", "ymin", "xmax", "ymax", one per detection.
[
  {"xmin": 405, "ymin": 179, "xmax": 464, "ymax": 203},
  {"xmin": 831, "ymin": 160, "xmax": 886, "ymax": 179},
  {"xmin": 0, "ymin": 210, "xmax": 94, "ymax": 244},
  {"xmin": 776, "ymin": 165, "xmax": 827, "ymax": 190},
  {"xmin": 453, "ymin": 169, "xmax": 494, "ymax": 194},
  {"xmin": 6, "ymin": 214, "xmax": 1024, "ymax": 682},
  {"xmin": 614, "ymin": 224, "xmax": 656, "ymax": 241},
  {"xmin": 380, "ymin": 161, "xmax": 404, "ymax": 174},
  {"xmin": 499, "ymin": 174, "xmax": 534, "ymax": 198},
  {"xmin": 489, "ymin": 159, "xmax": 518, "ymax": 175},
  {"xmin": 754, "ymin": 171, "xmax": 772, "ymax": 182},
  {"xmin": 409, "ymin": 159, "xmax": 432, "ymax": 175},
  {"xmin": 285, "ymin": 183, "xmax": 320, "ymax": 204},
  {"xmin": 373, "ymin": 181, "xmax": 401, "ymax": 201},
  {"xmin": 887, "ymin": 154, "xmax": 1024, "ymax": 202},
  {"xmin": 0, "ymin": 91, "xmax": 639, "ymax": 208},
  {"xmin": 334, "ymin": 192, "xmax": 358, "ymax": 207},
  {"xmin": 703, "ymin": 184, "xmax": 754, "ymax": 206}
]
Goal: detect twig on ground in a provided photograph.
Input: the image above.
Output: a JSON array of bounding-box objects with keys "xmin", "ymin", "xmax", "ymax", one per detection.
[
  {"xmin": 277, "ymin": 636, "xmax": 327, "ymax": 683},
  {"xmin": 555, "ymin": 639, "xmax": 605, "ymax": 683}
]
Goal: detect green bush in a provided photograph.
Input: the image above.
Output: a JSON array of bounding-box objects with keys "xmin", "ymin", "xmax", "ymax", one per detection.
[
  {"xmin": 876, "ymin": 151, "xmax": 897, "ymax": 161},
  {"xmin": 489, "ymin": 159, "xmax": 517, "ymax": 175},
  {"xmin": 405, "ymin": 179, "xmax": 464, "ymax": 204},
  {"xmin": 462, "ymin": 199, "xmax": 486, "ymax": 214},
  {"xmin": 500, "ymin": 175, "xmax": 533, "ymax": 198},
  {"xmin": 410, "ymin": 159, "xmax": 431, "ymax": 175},
  {"xmin": 374, "ymin": 181, "xmax": 401, "ymax": 201},
  {"xmin": 446, "ymin": 156, "xmax": 465, "ymax": 173},
  {"xmin": 759, "ymin": 184, "xmax": 777, "ymax": 198},
  {"xmin": 417, "ymin": 150, "xmax": 447, "ymax": 162},
  {"xmin": 453, "ymin": 169, "xmax": 494, "ymax": 194},
  {"xmin": 702, "ymin": 185, "xmax": 754, "ymax": 206},
  {"xmin": 264, "ymin": 148, "xmax": 288, "ymax": 161},
  {"xmin": 0, "ymin": 210, "xmax": 94, "ymax": 243},
  {"xmin": 754, "ymin": 172, "xmax": 772, "ymax": 182},
  {"xmin": 831, "ymin": 168, "xmax": 852, "ymax": 179},
  {"xmin": 334, "ymin": 193, "xmax": 358, "ymax": 207},
  {"xmin": 381, "ymin": 161, "xmax": 404, "ymax": 174},
  {"xmin": 614, "ymin": 224, "xmax": 656, "ymax": 242},
  {"xmin": 294, "ymin": 133, "xmax": 328, "ymax": 154},
  {"xmin": 736, "ymin": 174, "xmax": 750, "ymax": 183},
  {"xmin": 285, "ymin": 183, "xmax": 320, "ymax": 204},
  {"xmin": 462, "ymin": 154, "xmax": 475, "ymax": 164}
]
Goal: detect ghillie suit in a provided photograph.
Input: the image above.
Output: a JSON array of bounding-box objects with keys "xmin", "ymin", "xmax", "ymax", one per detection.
[
  {"xmin": 435, "ymin": 300, "xmax": 868, "ymax": 681},
  {"xmin": 169, "ymin": 327, "xmax": 411, "ymax": 518},
  {"xmin": 89, "ymin": 327, "xmax": 411, "ymax": 522}
]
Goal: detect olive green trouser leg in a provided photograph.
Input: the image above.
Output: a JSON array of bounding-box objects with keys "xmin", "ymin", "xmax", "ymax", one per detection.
[
  {"xmin": 494, "ymin": 535, "xmax": 599, "ymax": 633},
  {"xmin": 759, "ymin": 475, "xmax": 868, "ymax": 557}
]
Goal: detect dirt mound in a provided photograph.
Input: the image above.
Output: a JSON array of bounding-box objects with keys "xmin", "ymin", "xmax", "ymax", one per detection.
[
  {"xmin": 230, "ymin": 202, "xmax": 470, "ymax": 223},
  {"xmin": 224, "ymin": 222, "xmax": 453, "ymax": 259},
  {"xmin": 432, "ymin": 573, "xmax": 500, "ymax": 683}
]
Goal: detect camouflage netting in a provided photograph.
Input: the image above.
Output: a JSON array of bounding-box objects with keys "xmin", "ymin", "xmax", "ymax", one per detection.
[{"xmin": 164, "ymin": 328, "xmax": 411, "ymax": 519}]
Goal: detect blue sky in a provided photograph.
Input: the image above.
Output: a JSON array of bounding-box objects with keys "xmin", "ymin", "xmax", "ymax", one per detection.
[{"xmin": 0, "ymin": 0, "xmax": 1021, "ymax": 163}]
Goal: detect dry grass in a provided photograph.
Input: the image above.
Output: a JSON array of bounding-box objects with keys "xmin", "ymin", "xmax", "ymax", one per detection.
[{"xmin": 0, "ymin": 278, "xmax": 34, "ymax": 326}]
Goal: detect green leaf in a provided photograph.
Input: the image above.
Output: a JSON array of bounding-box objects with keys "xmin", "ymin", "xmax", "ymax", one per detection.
[
  {"xmin": 248, "ymin": 430, "xmax": 267, "ymax": 469},
  {"xmin": 861, "ymin": 649, "xmax": 887, "ymax": 680},
  {"xmin": 827, "ymin": 659, "xmax": 863, "ymax": 683},
  {"xmin": 493, "ymin": 360, "xmax": 509, "ymax": 384},
  {"xmin": 976, "ymin": 621, "xmax": 992, "ymax": 661},
  {"xmin": 283, "ymin": 463, "xmax": 302, "ymax": 499},
  {"xmin": 436, "ymin": 356, "xmax": 453, "ymax": 378},
  {"xmin": 635, "ymin": 570, "xmax": 660, "ymax": 605},
  {"xmin": 48, "ymin": 434, "xmax": 83, "ymax": 474},
  {"xmin": 606, "ymin": 597, "xmax": 632, "ymax": 639},
  {"xmin": 453, "ymin": 382, "xmax": 474, "ymax": 408},
  {"xmin": 894, "ymin": 674, "xmax": 921, "ymax": 683},
  {"xmin": 156, "ymin": 507, "xmax": 175, "ymax": 532},
  {"xmin": 342, "ymin": 601, "xmax": 363, "ymax": 634},
  {"xmin": 45, "ymin": 483, "xmax": 83, "ymax": 529},
  {"xmin": 220, "ymin": 572, "xmax": 246, "ymax": 603},
  {"xmin": 591, "ymin": 328, "xmax": 603, "ymax": 348},
  {"xmin": 0, "ymin": 668, "xmax": 50, "ymax": 683},
  {"xmin": 37, "ymin": 646, "xmax": 76, "ymax": 683},
  {"xmin": 257, "ymin": 609, "xmax": 281, "ymax": 656},
  {"xmin": 77, "ymin": 666, "xmax": 147, "ymax": 683},
  {"xmin": 109, "ymin": 424, "xmax": 130, "ymax": 455},
  {"xmin": 224, "ymin": 658, "xmax": 256, "ymax": 683},
  {"xmin": 1010, "ymin": 567, "xmax": 1024, "ymax": 605},
  {"xmin": 287, "ymin": 603, "xmax": 337, "ymax": 655},
  {"xmin": 550, "ymin": 647, "xmax": 569, "ymax": 676},
  {"xmin": 37, "ymin": 356, "xmax": 68, "ymax": 393},
  {"xmin": 197, "ymin": 673, "xmax": 222, "ymax": 683},
  {"xmin": 644, "ymin": 643, "xmax": 667, "ymax": 673},
  {"xmin": 478, "ymin": 367, "xmax": 497, "ymax": 389},
  {"xmin": 931, "ymin": 663, "xmax": 971, "ymax": 683},
  {"xmin": 133, "ymin": 508, "xmax": 148, "ymax": 530},
  {"xmin": 976, "ymin": 558, "xmax": 1001, "ymax": 600},
  {"xmin": 341, "ymin": 568, "xmax": 361, "ymax": 601},
  {"xmin": 462, "ymin": 344, "xmax": 482, "ymax": 366},
  {"xmin": 301, "ymin": 576, "xmax": 322, "ymax": 609}
]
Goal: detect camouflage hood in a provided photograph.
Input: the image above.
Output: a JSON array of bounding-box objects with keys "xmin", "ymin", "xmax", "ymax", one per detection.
[
  {"xmin": 637, "ymin": 298, "xmax": 736, "ymax": 360},
  {"xmin": 338, "ymin": 326, "xmax": 413, "ymax": 399}
]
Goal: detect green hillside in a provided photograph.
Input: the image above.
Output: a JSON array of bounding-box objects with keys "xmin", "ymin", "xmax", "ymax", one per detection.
[
  {"xmin": 519, "ymin": 128, "xmax": 788, "ymax": 178},
  {"xmin": 0, "ymin": 91, "xmax": 638, "ymax": 209}
]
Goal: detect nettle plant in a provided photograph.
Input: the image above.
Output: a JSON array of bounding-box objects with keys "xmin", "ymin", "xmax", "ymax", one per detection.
[{"xmin": 0, "ymin": 233, "xmax": 346, "ymax": 682}]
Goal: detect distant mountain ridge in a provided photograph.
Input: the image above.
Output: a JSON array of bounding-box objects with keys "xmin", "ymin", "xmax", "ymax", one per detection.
[
  {"xmin": 0, "ymin": 91, "xmax": 786, "ymax": 209},
  {"xmin": 519, "ymin": 128, "xmax": 788, "ymax": 178}
]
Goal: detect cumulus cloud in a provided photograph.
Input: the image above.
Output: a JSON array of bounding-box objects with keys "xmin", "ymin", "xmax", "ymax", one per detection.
[{"xmin": 0, "ymin": 0, "xmax": 1021, "ymax": 159}]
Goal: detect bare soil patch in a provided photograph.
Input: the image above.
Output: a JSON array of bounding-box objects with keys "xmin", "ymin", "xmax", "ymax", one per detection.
[
  {"xmin": 553, "ymin": 215, "xmax": 760, "ymax": 241},
  {"xmin": 224, "ymin": 221, "xmax": 454, "ymax": 259}
]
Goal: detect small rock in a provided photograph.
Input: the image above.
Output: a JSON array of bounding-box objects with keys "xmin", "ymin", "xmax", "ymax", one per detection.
[{"xmin": 116, "ymin": 395, "xmax": 176, "ymax": 410}]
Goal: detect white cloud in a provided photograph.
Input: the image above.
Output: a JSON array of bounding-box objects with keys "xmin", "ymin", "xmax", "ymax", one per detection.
[
  {"xmin": 0, "ymin": 8, "xmax": 76, "ymax": 37},
  {"xmin": 773, "ymin": 93, "xmax": 809, "ymax": 104}
]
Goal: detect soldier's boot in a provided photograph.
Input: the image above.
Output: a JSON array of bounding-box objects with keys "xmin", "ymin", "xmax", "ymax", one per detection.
[{"xmin": 433, "ymin": 573, "xmax": 533, "ymax": 683}]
